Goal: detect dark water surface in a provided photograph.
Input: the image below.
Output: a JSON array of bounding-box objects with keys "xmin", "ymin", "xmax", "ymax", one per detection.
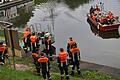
[{"xmin": 1, "ymin": 0, "xmax": 120, "ymax": 68}]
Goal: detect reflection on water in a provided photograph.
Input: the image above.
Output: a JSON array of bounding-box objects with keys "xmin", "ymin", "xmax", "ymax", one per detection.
[
  {"xmin": 64, "ymin": 0, "xmax": 91, "ymax": 10},
  {"xmin": 87, "ymin": 18, "xmax": 120, "ymax": 39}
]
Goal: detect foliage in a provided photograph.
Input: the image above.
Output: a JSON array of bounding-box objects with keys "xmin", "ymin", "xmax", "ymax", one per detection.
[{"xmin": 0, "ymin": 59, "xmax": 120, "ymax": 80}]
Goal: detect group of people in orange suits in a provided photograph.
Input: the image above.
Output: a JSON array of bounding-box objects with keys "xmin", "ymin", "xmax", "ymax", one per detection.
[
  {"xmin": 23, "ymin": 26, "xmax": 81, "ymax": 80},
  {"xmin": 90, "ymin": 4, "xmax": 115, "ymax": 25},
  {"xmin": 31, "ymin": 36, "xmax": 81, "ymax": 80}
]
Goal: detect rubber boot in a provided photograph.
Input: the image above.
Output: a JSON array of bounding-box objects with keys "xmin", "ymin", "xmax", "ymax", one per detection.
[{"xmin": 78, "ymin": 70, "xmax": 81, "ymax": 77}]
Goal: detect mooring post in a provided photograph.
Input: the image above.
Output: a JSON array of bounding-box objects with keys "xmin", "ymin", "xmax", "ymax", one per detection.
[{"xmin": 9, "ymin": 28, "xmax": 16, "ymax": 69}]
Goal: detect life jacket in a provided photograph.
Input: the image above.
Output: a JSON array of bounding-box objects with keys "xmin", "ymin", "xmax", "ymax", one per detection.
[
  {"xmin": 107, "ymin": 11, "xmax": 114, "ymax": 19},
  {"xmin": 32, "ymin": 53, "xmax": 39, "ymax": 59},
  {"xmin": 70, "ymin": 48, "xmax": 80, "ymax": 55},
  {"xmin": 0, "ymin": 45, "xmax": 6, "ymax": 53},
  {"xmin": 38, "ymin": 56, "xmax": 48, "ymax": 63},
  {"xmin": 70, "ymin": 48, "xmax": 80, "ymax": 62},
  {"xmin": 30, "ymin": 35, "xmax": 38, "ymax": 43},
  {"xmin": 23, "ymin": 31, "xmax": 30, "ymax": 38},
  {"xmin": 108, "ymin": 14, "xmax": 114, "ymax": 19},
  {"xmin": 58, "ymin": 51, "xmax": 68, "ymax": 62}
]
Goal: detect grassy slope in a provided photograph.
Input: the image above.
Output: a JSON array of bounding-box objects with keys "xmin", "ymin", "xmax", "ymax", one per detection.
[
  {"xmin": 0, "ymin": 65, "xmax": 118, "ymax": 80},
  {"xmin": 0, "ymin": 57, "xmax": 119, "ymax": 80}
]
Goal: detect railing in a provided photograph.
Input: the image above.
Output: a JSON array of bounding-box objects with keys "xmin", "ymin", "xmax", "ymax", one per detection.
[{"xmin": 0, "ymin": 21, "xmax": 13, "ymax": 28}]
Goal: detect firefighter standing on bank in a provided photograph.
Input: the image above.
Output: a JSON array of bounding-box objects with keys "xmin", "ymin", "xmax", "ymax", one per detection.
[
  {"xmin": 38, "ymin": 52, "xmax": 51, "ymax": 80},
  {"xmin": 30, "ymin": 33, "xmax": 39, "ymax": 52},
  {"xmin": 0, "ymin": 42, "xmax": 7, "ymax": 65},
  {"xmin": 32, "ymin": 51, "xmax": 40, "ymax": 75},
  {"xmin": 67, "ymin": 37, "xmax": 77, "ymax": 53},
  {"xmin": 23, "ymin": 28, "xmax": 31, "ymax": 52},
  {"xmin": 67, "ymin": 37, "xmax": 77, "ymax": 65},
  {"xmin": 70, "ymin": 46, "xmax": 81, "ymax": 76},
  {"xmin": 44, "ymin": 33, "xmax": 53, "ymax": 61},
  {"xmin": 58, "ymin": 48, "xmax": 69, "ymax": 80}
]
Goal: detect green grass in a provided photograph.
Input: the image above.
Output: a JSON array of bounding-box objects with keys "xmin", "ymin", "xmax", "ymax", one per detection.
[
  {"xmin": 0, "ymin": 65, "xmax": 119, "ymax": 80},
  {"xmin": 0, "ymin": 66, "xmax": 42, "ymax": 80},
  {"xmin": 0, "ymin": 57, "xmax": 119, "ymax": 80}
]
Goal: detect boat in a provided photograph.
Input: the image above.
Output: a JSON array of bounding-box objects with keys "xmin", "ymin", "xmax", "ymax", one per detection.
[
  {"xmin": 87, "ymin": 6, "xmax": 120, "ymax": 31},
  {"xmin": 87, "ymin": 18, "xmax": 120, "ymax": 39}
]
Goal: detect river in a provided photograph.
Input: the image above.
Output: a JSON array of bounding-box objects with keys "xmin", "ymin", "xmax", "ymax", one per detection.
[{"xmin": 0, "ymin": 0, "xmax": 120, "ymax": 68}]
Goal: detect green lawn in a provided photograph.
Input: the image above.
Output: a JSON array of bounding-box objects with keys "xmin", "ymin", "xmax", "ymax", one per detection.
[{"xmin": 0, "ymin": 57, "xmax": 119, "ymax": 80}]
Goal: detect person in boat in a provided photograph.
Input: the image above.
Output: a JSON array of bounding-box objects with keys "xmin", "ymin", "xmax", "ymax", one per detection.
[
  {"xmin": 91, "ymin": 13, "xmax": 97, "ymax": 22},
  {"xmin": 0, "ymin": 42, "xmax": 7, "ymax": 65},
  {"xmin": 90, "ymin": 6, "xmax": 94, "ymax": 14},
  {"xmin": 57, "ymin": 48, "xmax": 69, "ymax": 80},
  {"xmin": 38, "ymin": 52, "xmax": 51, "ymax": 80},
  {"xmin": 70, "ymin": 46, "xmax": 81, "ymax": 77},
  {"xmin": 93, "ymin": 5, "xmax": 101, "ymax": 17},
  {"xmin": 30, "ymin": 33, "xmax": 39, "ymax": 52},
  {"xmin": 23, "ymin": 27, "xmax": 31, "ymax": 52},
  {"xmin": 107, "ymin": 11, "xmax": 115, "ymax": 24}
]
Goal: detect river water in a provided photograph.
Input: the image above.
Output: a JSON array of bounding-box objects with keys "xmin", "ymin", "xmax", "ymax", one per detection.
[{"xmin": 1, "ymin": 0, "xmax": 120, "ymax": 68}]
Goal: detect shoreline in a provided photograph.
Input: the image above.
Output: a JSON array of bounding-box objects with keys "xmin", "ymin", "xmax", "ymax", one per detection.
[{"xmin": 80, "ymin": 61, "xmax": 120, "ymax": 78}]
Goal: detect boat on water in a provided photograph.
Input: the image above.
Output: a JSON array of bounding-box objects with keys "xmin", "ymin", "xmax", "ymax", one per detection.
[
  {"xmin": 87, "ymin": 5, "xmax": 120, "ymax": 31},
  {"xmin": 87, "ymin": 18, "xmax": 120, "ymax": 39}
]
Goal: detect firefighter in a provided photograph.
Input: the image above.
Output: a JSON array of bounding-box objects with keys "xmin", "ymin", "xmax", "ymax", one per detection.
[
  {"xmin": 30, "ymin": 33, "xmax": 39, "ymax": 52},
  {"xmin": 32, "ymin": 51, "xmax": 40, "ymax": 75},
  {"xmin": 67, "ymin": 37, "xmax": 77, "ymax": 53},
  {"xmin": 67, "ymin": 37, "xmax": 77, "ymax": 65},
  {"xmin": 107, "ymin": 11, "xmax": 115, "ymax": 24},
  {"xmin": 70, "ymin": 46, "xmax": 81, "ymax": 77},
  {"xmin": 38, "ymin": 53, "xmax": 51, "ymax": 80},
  {"xmin": 44, "ymin": 35, "xmax": 52, "ymax": 61},
  {"xmin": 58, "ymin": 48, "xmax": 69, "ymax": 80},
  {"xmin": 91, "ymin": 13, "xmax": 97, "ymax": 21},
  {"xmin": 0, "ymin": 42, "xmax": 7, "ymax": 65},
  {"xmin": 23, "ymin": 27, "xmax": 31, "ymax": 52}
]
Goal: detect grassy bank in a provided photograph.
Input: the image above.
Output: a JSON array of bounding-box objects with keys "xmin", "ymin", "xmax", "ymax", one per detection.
[
  {"xmin": 0, "ymin": 65, "xmax": 118, "ymax": 80},
  {"xmin": 0, "ymin": 56, "xmax": 119, "ymax": 80}
]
